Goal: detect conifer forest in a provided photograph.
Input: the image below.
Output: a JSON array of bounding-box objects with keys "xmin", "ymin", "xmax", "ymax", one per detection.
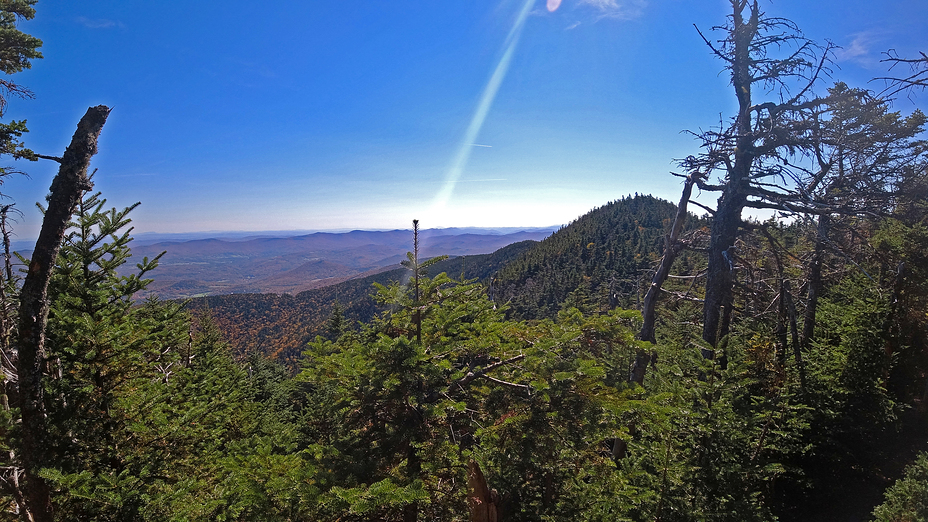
[{"xmin": 3, "ymin": 1, "xmax": 928, "ymax": 520}]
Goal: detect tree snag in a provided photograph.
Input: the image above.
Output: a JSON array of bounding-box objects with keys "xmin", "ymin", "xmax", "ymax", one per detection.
[
  {"xmin": 685, "ymin": 0, "xmax": 834, "ymax": 350},
  {"xmin": 639, "ymin": 172, "xmax": 698, "ymax": 344},
  {"xmin": 467, "ymin": 460, "xmax": 499, "ymax": 522},
  {"xmin": 16, "ymin": 105, "xmax": 110, "ymax": 522}
]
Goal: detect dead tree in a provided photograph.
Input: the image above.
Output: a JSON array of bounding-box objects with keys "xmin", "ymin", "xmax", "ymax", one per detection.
[
  {"xmin": 16, "ymin": 105, "xmax": 111, "ymax": 522},
  {"xmin": 683, "ymin": 0, "xmax": 835, "ymax": 350},
  {"xmin": 687, "ymin": 5, "xmax": 928, "ymax": 353},
  {"xmin": 799, "ymin": 85, "xmax": 925, "ymax": 346},
  {"xmin": 639, "ymin": 172, "xmax": 699, "ymax": 344}
]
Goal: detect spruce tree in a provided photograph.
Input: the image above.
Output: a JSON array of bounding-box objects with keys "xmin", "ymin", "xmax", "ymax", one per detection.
[{"xmin": 38, "ymin": 189, "xmax": 188, "ymax": 519}]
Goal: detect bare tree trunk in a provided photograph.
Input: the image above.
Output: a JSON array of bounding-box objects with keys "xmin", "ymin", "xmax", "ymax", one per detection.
[
  {"xmin": 0, "ymin": 206, "xmax": 24, "ymax": 515},
  {"xmin": 703, "ymin": 187, "xmax": 747, "ymax": 352},
  {"xmin": 412, "ymin": 219, "xmax": 421, "ymax": 345},
  {"xmin": 640, "ymin": 174, "xmax": 696, "ymax": 343},
  {"xmin": 801, "ymin": 214, "xmax": 829, "ymax": 348},
  {"xmin": 16, "ymin": 105, "xmax": 110, "ymax": 522},
  {"xmin": 701, "ymin": 1, "xmax": 756, "ymax": 351},
  {"xmin": 616, "ymin": 176, "xmax": 699, "ymax": 462},
  {"xmin": 776, "ymin": 279, "xmax": 789, "ymax": 364}
]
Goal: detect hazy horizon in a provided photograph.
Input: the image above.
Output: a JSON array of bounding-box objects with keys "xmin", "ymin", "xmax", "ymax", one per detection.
[{"xmin": 10, "ymin": 224, "xmax": 564, "ymax": 251}]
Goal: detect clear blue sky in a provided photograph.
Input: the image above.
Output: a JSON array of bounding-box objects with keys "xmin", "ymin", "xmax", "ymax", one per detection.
[{"xmin": 3, "ymin": 0, "xmax": 926, "ymax": 237}]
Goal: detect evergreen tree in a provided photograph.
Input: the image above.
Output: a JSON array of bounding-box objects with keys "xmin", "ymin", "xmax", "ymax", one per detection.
[
  {"xmin": 0, "ymin": 0, "xmax": 42, "ymax": 174},
  {"xmin": 37, "ymin": 190, "xmax": 188, "ymax": 519}
]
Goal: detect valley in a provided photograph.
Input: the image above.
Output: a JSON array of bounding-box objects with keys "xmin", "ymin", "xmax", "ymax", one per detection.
[{"xmin": 30, "ymin": 226, "xmax": 557, "ymax": 300}]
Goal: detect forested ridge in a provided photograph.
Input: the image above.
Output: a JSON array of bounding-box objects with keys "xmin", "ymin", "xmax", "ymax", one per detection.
[
  {"xmin": 492, "ymin": 195, "xmax": 708, "ymax": 320},
  {"xmin": 3, "ymin": 1, "xmax": 928, "ymax": 521}
]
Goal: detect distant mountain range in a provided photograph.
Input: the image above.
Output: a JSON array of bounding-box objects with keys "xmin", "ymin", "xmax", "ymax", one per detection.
[
  {"xmin": 16, "ymin": 197, "xmax": 698, "ymax": 366},
  {"xmin": 120, "ymin": 227, "xmax": 559, "ymax": 299}
]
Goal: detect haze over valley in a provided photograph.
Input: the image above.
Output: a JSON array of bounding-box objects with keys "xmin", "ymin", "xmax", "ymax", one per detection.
[{"xmin": 129, "ymin": 227, "xmax": 558, "ymax": 298}]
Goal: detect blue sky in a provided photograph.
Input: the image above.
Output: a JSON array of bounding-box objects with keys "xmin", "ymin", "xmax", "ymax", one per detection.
[{"xmin": 3, "ymin": 0, "xmax": 926, "ymax": 237}]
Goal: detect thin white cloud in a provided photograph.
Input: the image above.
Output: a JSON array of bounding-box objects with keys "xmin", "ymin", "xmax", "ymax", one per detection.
[
  {"xmin": 565, "ymin": 21, "xmax": 581, "ymax": 30},
  {"xmin": 577, "ymin": 0, "xmax": 647, "ymax": 20},
  {"xmin": 423, "ymin": 178, "xmax": 507, "ymax": 185},
  {"xmin": 430, "ymin": 0, "xmax": 534, "ymax": 212},
  {"xmin": 76, "ymin": 16, "xmax": 124, "ymax": 29},
  {"xmin": 834, "ymin": 31, "xmax": 884, "ymax": 68}
]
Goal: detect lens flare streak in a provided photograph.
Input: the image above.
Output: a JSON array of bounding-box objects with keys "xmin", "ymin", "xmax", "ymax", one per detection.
[{"xmin": 429, "ymin": 0, "xmax": 536, "ymax": 215}]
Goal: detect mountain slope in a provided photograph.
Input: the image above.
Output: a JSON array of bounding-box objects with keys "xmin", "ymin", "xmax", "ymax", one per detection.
[{"xmin": 492, "ymin": 194, "xmax": 705, "ymax": 319}]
